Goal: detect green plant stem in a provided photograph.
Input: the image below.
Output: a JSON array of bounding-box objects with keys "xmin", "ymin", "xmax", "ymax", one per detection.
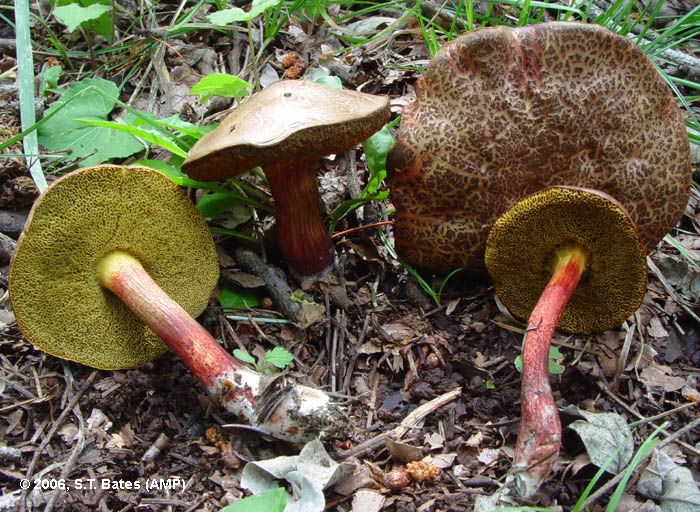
[{"xmin": 15, "ymin": 0, "xmax": 47, "ymax": 193}]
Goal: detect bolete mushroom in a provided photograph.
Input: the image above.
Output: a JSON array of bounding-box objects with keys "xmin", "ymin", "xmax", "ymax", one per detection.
[
  {"xmin": 386, "ymin": 22, "xmax": 691, "ymax": 274},
  {"xmin": 182, "ymin": 79, "xmax": 391, "ymax": 278},
  {"xmin": 9, "ymin": 165, "xmax": 343, "ymax": 443},
  {"xmin": 386, "ymin": 21, "xmax": 691, "ymax": 496},
  {"xmin": 484, "ymin": 186, "xmax": 647, "ymax": 496}
]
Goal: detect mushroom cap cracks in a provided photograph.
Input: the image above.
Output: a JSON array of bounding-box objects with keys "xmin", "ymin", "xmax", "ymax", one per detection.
[
  {"xmin": 182, "ymin": 80, "xmax": 391, "ymax": 182},
  {"xmin": 485, "ymin": 186, "xmax": 647, "ymax": 334},
  {"xmin": 387, "ymin": 22, "xmax": 691, "ymax": 274},
  {"xmin": 9, "ymin": 165, "xmax": 220, "ymax": 370}
]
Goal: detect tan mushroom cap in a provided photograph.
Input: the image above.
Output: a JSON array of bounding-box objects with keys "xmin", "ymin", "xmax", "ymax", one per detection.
[
  {"xmin": 387, "ymin": 22, "xmax": 691, "ymax": 274},
  {"xmin": 182, "ymin": 80, "xmax": 391, "ymax": 181},
  {"xmin": 485, "ymin": 186, "xmax": 647, "ymax": 334},
  {"xmin": 9, "ymin": 165, "xmax": 220, "ymax": 370}
]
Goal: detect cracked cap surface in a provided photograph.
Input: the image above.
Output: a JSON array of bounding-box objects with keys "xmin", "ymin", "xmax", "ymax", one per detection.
[{"xmin": 387, "ymin": 22, "xmax": 691, "ymax": 274}]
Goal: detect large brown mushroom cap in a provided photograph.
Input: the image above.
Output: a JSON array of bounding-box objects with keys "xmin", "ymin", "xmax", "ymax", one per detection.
[
  {"xmin": 387, "ymin": 22, "xmax": 691, "ymax": 273},
  {"xmin": 182, "ymin": 80, "xmax": 391, "ymax": 181},
  {"xmin": 9, "ymin": 165, "xmax": 220, "ymax": 369},
  {"xmin": 485, "ymin": 186, "xmax": 647, "ymax": 333}
]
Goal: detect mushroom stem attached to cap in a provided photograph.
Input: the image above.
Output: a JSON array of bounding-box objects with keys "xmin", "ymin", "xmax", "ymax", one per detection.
[
  {"xmin": 513, "ymin": 245, "xmax": 586, "ymax": 496},
  {"xmin": 265, "ymin": 157, "xmax": 334, "ymax": 277},
  {"xmin": 94, "ymin": 254, "xmax": 342, "ymax": 444},
  {"xmin": 10, "ymin": 165, "xmax": 344, "ymax": 444},
  {"xmin": 181, "ymin": 80, "xmax": 390, "ymax": 280},
  {"xmin": 485, "ymin": 186, "xmax": 648, "ymax": 497}
]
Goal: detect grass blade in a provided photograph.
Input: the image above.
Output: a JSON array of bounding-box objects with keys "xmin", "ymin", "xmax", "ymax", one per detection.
[{"xmin": 15, "ymin": 0, "xmax": 48, "ymax": 192}]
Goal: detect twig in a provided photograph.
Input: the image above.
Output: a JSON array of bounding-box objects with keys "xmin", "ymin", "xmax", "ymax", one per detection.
[
  {"xmin": 21, "ymin": 371, "xmax": 97, "ymax": 511},
  {"xmin": 44, "ymin": 402, "xmax": 86, "ymax": 512},
  {"xmin": 339, "ymin": 387, "xmax": 462, "ymax": 459},
  {"xmin": 332, "ymin": 221, "xmax": 394, "ymax": 239},
  {"xmin": 233, "ymin": 247, "xmax": 300, "ymax": 322}
]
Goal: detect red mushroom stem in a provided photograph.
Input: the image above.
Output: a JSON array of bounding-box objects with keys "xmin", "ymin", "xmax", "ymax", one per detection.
[
  {"xmin": 265, "ymin": 158, "xmax": 335, "ymax": 278},
  {"xmin": 512, "ymin": 245, "xmax": 587, "ymax": 496},
  {"xmin": 96, "ymin": 251, "xmax": 340, "ymax": 443}
]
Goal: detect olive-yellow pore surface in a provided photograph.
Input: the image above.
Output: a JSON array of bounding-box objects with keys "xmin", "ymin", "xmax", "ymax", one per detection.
[
  {"xmin": 9, "ymin": 165, "xmax": 220, "ymax": 369},
  {"xmin": 485, "ymin": 187, "xmax": 647, "ymax": 333}
]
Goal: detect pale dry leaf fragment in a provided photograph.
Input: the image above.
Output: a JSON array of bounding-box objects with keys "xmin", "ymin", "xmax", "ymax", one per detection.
[
  {"xmin": 351, "ymin": 489, "xmax": 386, "ymax": 512},
  {"xmin": 423, "ymin": 453, "xmax": 457, "ymax": 469},
  {"xmin": 476, "ymin": 448, "xmax": 500, "ymax": 466},
  {"xmin": 637, "ymin": 449, "xmax": 700, "ymax": 512},
  {"xmin": 565, "ymin": 407, "xmax": 633, "ymax": 473},
  {"xmin": 639, "ymin": 365, "xmax": 686, "ymax": 392},
  {"xmin": 648, "ymin": 317, "xmax": 670, "ymax": 338},
  {"xmin": 58, "ymin": 423, "xmax": 78, "ymax": 444}
]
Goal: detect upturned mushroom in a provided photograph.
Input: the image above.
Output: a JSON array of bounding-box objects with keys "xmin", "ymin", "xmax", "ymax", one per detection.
[
  {"xmin": 386, "ymin": 22, "xmax": 690, "ymax": 274},
  {"xmin": 386, "ymin": 21, "xmax": 691, "ymax": 496},
  {"xmin": 9, "ymin": 165, "xmax": 343, "ymax": 443},
  {"xmin": 182, "ymin": 79, "xmax": 391, "ymax": 278},
  {"xmin": 485, "ymin": 186, "xmax": 647, "ymax": 497}
]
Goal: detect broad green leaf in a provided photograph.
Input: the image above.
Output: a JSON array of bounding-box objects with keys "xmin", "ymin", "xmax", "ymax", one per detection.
[
  {"xmin": 134, "ymin": 159, "xmax": 228, "ymax": 192},
  {"xmin": 53, "ymin": 4, "xmax": 111, "ymax": 33},
  {"xmin": 41, "ymin": 65, "xmax": 63, "ymax": 95},
  {"xmin": 207, "ymin": 0, "xmax": 282, "ymax": 25},
  {"xmin": 314, "ymin": 75, "xmax": 342, "ymax": 89},
  {"xmin": 76, "ymin": 117, "xmax": 186, "ymax": 158},
  {"xmin": 198, "ymin": 191, "xmax": 257, "ymax": 218},
  {"xmin": 217, "ymin": 285, "xmax": 260, "ymax": 309},
  {"xmin": 55, "ymin": 0, "xmax": 112, "ymax": 39},
  {"xmin": 361, "ymin": 125, "xmax": 394, "ymax": 195},
  {"xmin": 264, "ymin": 347, "xmax": 293, "ymax": 369},
  {"xmin": 189, "ymin": 74, "xmax": 252, "ymax": 104},
  {"xmin": 38, "ymin": 78, "xmax": 143, "ymax": 166},
  {"xmin": 233, "ymin": 349, "xmax": 257, "ymax": 365},
  {"xmin": 219, "ymin": 487, "xmax": 287, "ymax": 512},
  {"xmin": 514, "ymin": 346, "xmax": 564, "ymax": 374}
]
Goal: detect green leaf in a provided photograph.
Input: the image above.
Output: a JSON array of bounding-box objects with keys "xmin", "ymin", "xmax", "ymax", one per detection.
[
  {"xmin": 219, "ymin": 487, "xmax": 287, "ymax": 512},
  {"xmin": 207, "ymin": 0, "xmax": 282, "ymax": 25},
  {"xmin": 38, "ymin": 78, "xmax": 143, "ymax": 166},
  {"xmin": 134, "ymin": 159, "xmax": 228, "ymax": 192},
  {"xmin": 197, "ymin": 191, "xmax": 254, "ymax": 218},
  {"xmin": 217, "ymin": 285, "xmax": 260, "ymax": 309},
  {"xmin": 264, "ymin": 347, "xmax": 293, "ymax": 369},
  {"xmin": 515, "ymin": 346, "xmax": 565, "ymax": 374},
  {"xmin": 53, "ymin": 3, "xmax": 111, "ymax": 32},
  {"xmin": 548, "ymin": 346, "xmax": 565, "ymax": 374},
  {"xmin": 189, "ymin": 74, "xmax": 253, "ymax": 104},
  {"xmin": 314, "ymin": 75, "xmax": 343, "ymax": 89},
  {"xmin": 361, "ymin": 125, "xmax": 394, "ymax": 195},
  {"xmin": 76, "ymin": 117, "xmax": 186, "ymax": 158},
  {"xmin": 233, "ymin": 349, "xmax": 257, "ymax": 365},
  {"xmin": 41, "ymin": 65, "xmax": 63, "ymax": 95}
]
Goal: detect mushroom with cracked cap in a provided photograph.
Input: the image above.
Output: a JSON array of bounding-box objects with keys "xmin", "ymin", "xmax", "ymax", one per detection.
[
  {"xmin": 182, "ymin": 79, "xmax": 391, "ymax": 279},
  {"xmin": 485, "ymin": 186, "xmax": 647, "ymax": 497},
  {"xmin": 385, "ymin": 21, "xmax": 692, "ymax": 497},
  {"xmin": 9, "ymin": 165, "xmax": 343, "ymax": 443},
  {"xmin": 386, "ymin": 21, "xmax": 691, "ymax": 274}
]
